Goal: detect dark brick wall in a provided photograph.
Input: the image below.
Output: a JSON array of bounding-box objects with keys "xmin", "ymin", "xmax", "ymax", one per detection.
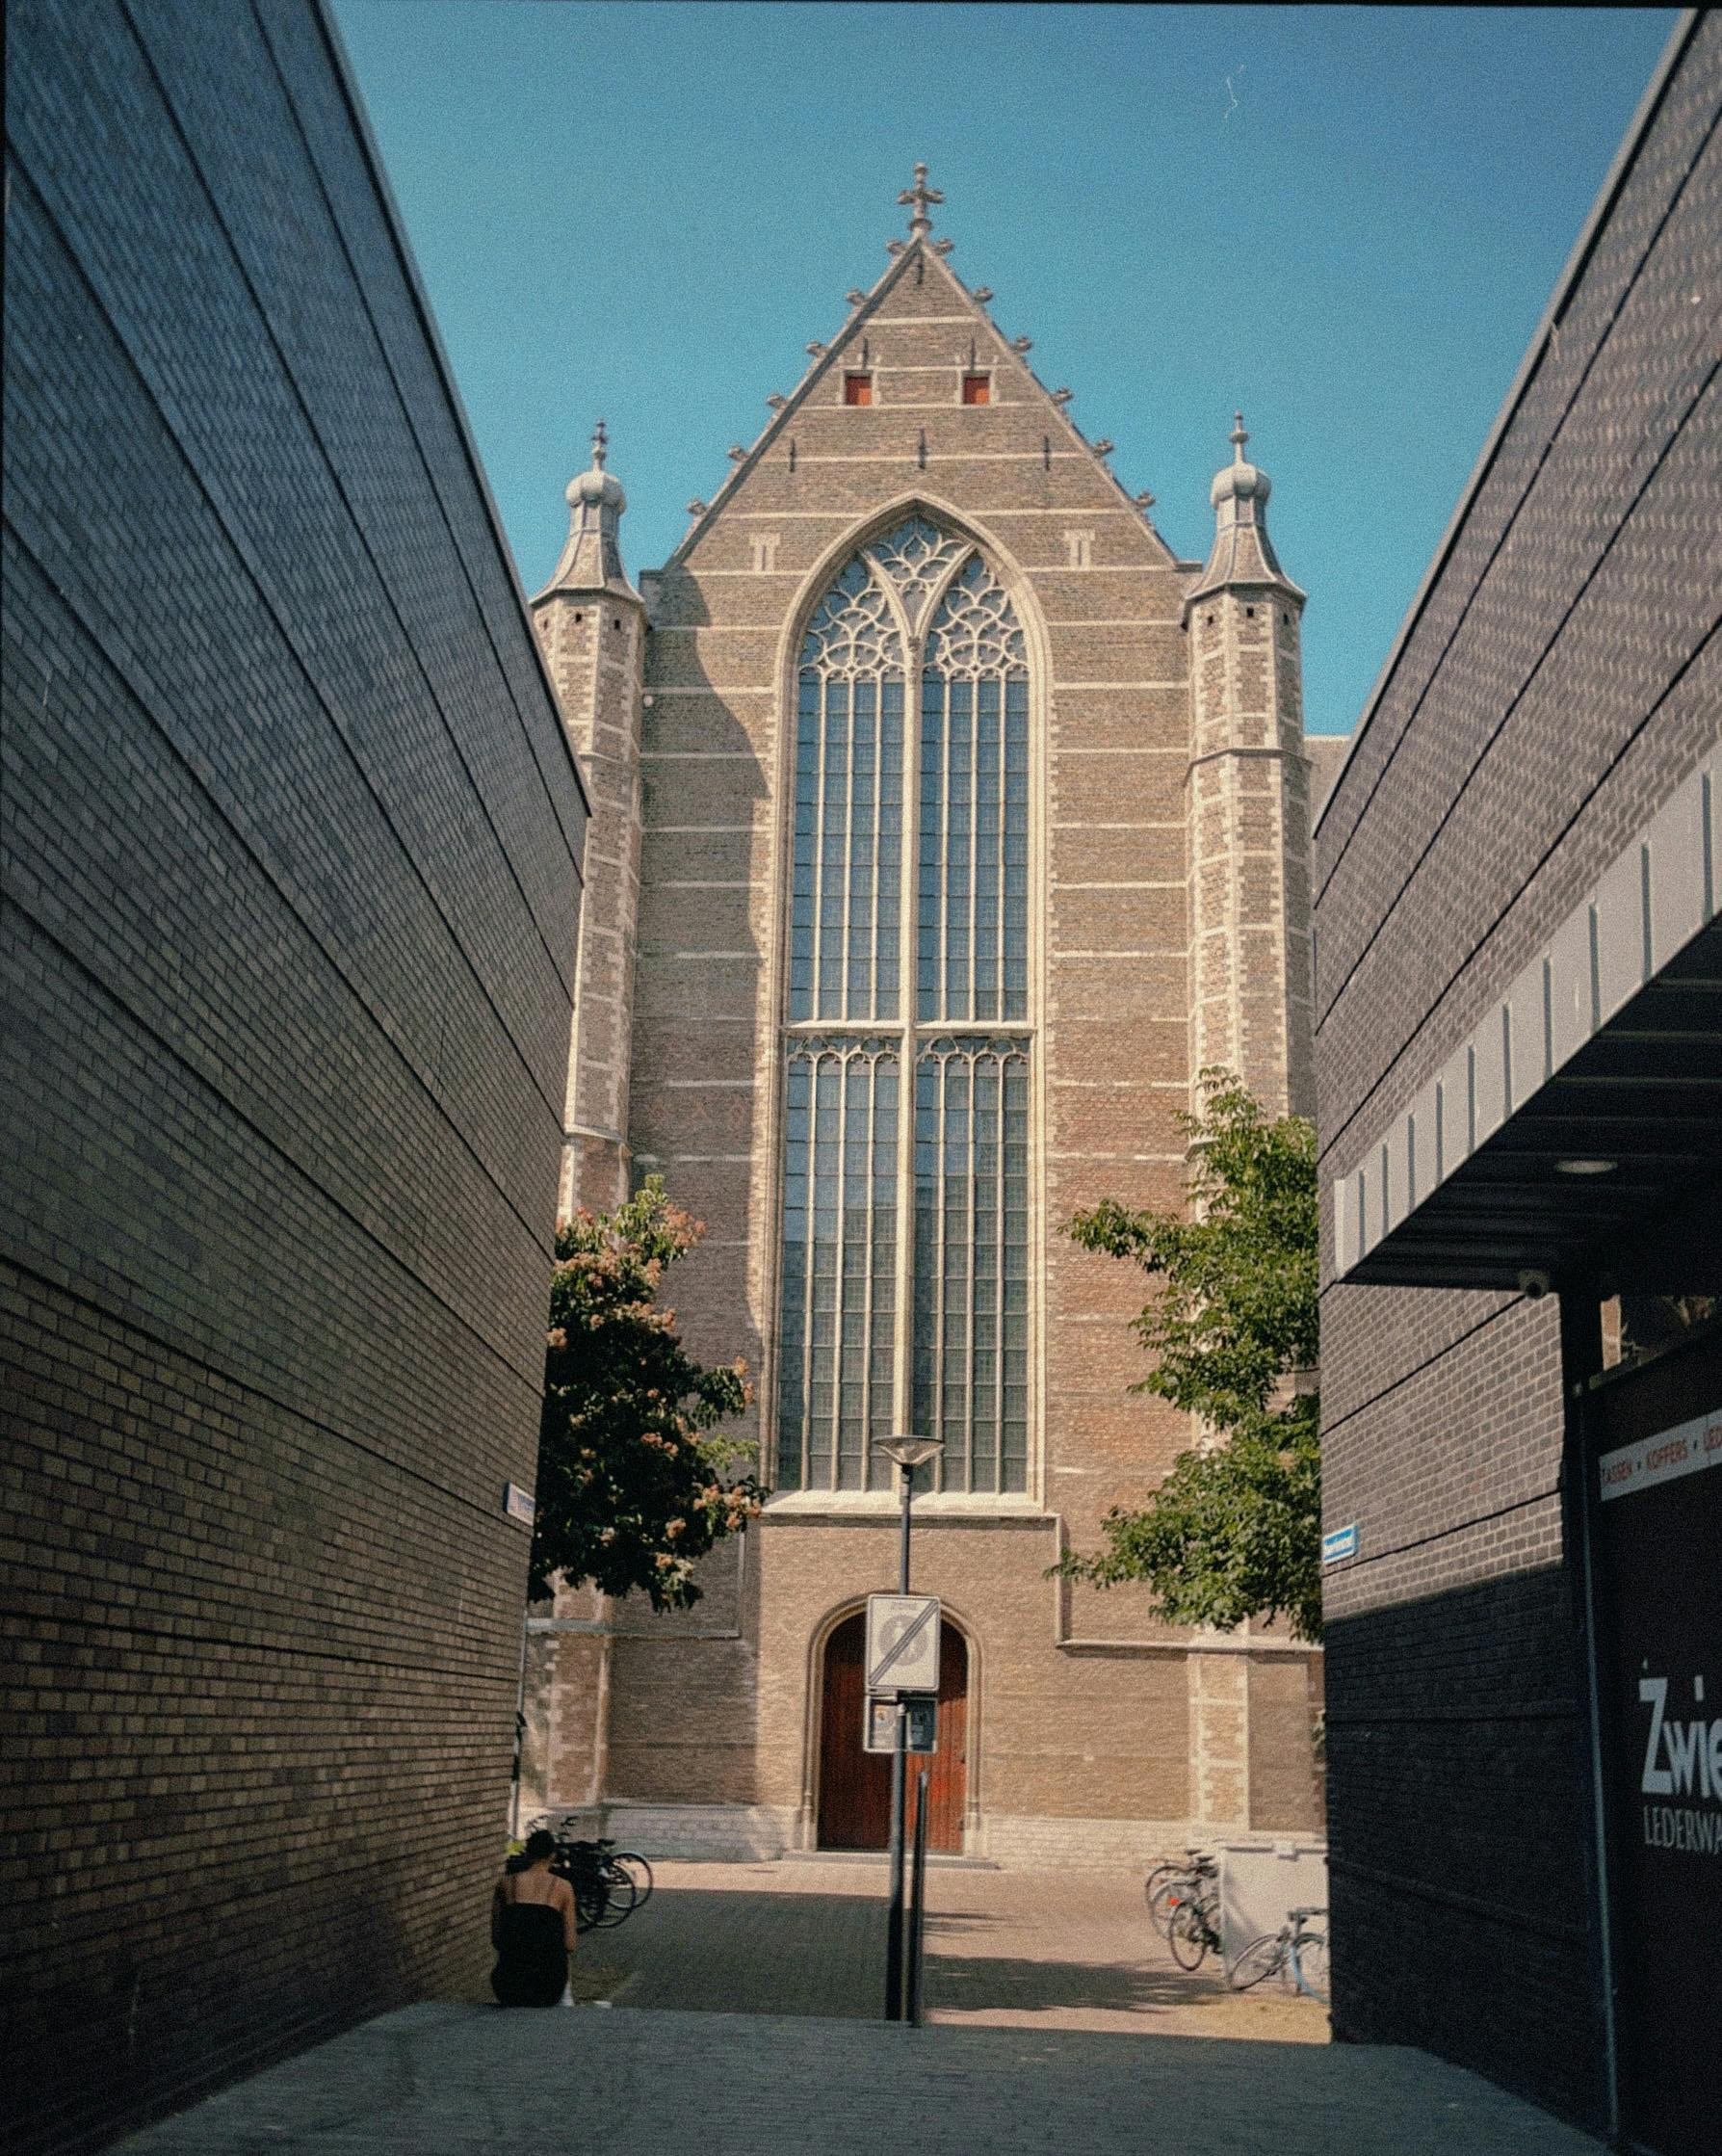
[
  {"xmin": 1313, "ymin": 14, "xmax": 1718, "ymax": 2135},
  {"xmin": 1324, "ymin": 1569, "xmax": 1603, "ymax": 2127},
  {"xmin": 1318, "ymin": 12, "xmax": 1721, "ymax": 1170},
  {"xmin": 0, "ymin": 2, "xmax": 586, "ymax": 2147}
]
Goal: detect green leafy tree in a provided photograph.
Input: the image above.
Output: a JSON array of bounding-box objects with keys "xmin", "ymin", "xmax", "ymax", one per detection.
[
  {"xmin": 1057, "ymin": 1074, "xmax": 1323, "ymax": 1642},
  {"xmin": 531, "ymin": 1176, "xmax": 759, "ymax": 1611}
]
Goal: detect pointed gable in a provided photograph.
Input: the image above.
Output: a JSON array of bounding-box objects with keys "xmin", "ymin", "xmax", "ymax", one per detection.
[{"xmin": 663, "ymin": 234, "xmax": 1177, "ymax": 576}]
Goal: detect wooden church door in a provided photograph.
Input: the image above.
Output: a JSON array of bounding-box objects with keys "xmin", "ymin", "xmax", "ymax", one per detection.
[{"xmin": 817, "ymin": 1611, "xmax": 968, "ymax": 1851}]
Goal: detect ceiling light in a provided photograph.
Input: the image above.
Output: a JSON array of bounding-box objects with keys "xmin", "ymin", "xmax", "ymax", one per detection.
[{"xmin": 1555, "ymin": 1158, "xmax": 1617, "ymax": 1176}]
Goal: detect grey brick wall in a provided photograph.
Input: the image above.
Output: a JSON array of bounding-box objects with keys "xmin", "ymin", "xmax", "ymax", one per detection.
[
  {"xmin": 0, "ymin": 2, "xmax": 586, "ymax": 2147},
  {"xmin": 1313, "ymin": 14, "xmax": 1718, "ymax": 2133}
]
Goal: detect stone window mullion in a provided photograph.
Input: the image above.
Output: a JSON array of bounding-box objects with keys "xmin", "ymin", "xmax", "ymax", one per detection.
[{"xmin": 776, "ymin": 522, "xmax": 1032, "ymax": 1498}]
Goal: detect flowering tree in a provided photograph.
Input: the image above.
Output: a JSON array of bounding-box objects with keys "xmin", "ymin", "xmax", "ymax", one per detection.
[
  {"xmin": 531, "ymin": 1177, "xmax": 760, "ymax": 1611},
  {"xmin": 1057, "ymin": 1074, "xmax": 1323, "ymax": 1642}
]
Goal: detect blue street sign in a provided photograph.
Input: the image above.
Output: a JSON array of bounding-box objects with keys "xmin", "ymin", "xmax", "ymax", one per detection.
[{"xmin": 1321, "ymin": 1521, "xmax": 1359, "ymax": 1566}]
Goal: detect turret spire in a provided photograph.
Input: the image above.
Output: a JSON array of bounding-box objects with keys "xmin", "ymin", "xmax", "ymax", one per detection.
[
  {"xmin": 1186, "ymin": 412, "xmax": 1304, "ymax": 607},
  {"xmin": 898, "ymin": 162, "xmax": 944, "ymax": 239},
  {"xmin": 536, "ymin": 418, "xmax": 639, "ymax": 603}
]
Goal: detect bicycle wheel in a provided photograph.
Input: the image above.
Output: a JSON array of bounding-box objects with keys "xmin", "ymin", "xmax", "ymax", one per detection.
[
  {"xmin": 588, "ymin": 1860, "xmax": 638, "ymax": 1928},
  {"xmin": 1143, "ymin": 1862, "xmax": 1181, "ymax": 1919},
  {"xmin": 1228, "ymin": 1932, "xmax": 1285, "ymax": 1991},
  {"xmin": 612, "ymin": 1852, "xmax": 654, "ymax": 1908},
  {"xmin": 1168, "ymin": 1900, "xmax": 1212, "ymax": 1972},
  {"xmin": 1288, "ymin": 1931, "xmax": 1328, "ymax": 2002},
  {"xmin": 1147, "ymin": 1877, "xmax": 1193, "ymax": 1937}
]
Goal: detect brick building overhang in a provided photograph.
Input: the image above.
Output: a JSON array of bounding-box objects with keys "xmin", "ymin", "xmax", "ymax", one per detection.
[{"xmin": 1332, "ymin": 745, "xmax": 1722, "ymax": 1294}]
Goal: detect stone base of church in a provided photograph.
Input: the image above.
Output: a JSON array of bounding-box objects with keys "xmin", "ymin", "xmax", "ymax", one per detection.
[{"xmin": 594, "ymin": 1801, "xmax": 804, "ymax": 1861}]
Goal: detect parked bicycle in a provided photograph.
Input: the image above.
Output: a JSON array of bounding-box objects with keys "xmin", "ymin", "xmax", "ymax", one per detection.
[
  {"xmin": 1143, "ymin": 1849, "xmax": 1217, "ymax": 1941},
  {"xmin": 1228, "ymin": 1905, "xmax": 1328, "ymax": 2002},
  {"xmin": 522, "ymin": 1816, "xmax": 655, "ymax": 1934},
  {"xmin": 1166, "ymin": 1876, "xmax": 1222, "ymax": 1971}
]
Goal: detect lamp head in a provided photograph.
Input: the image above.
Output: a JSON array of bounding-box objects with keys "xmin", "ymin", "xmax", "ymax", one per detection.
[{"xmin": 878, "ymin": 1435, "xmax": 941, "ymax": 1473}]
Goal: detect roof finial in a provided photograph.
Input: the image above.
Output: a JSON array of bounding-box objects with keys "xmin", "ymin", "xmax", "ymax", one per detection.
[
  {"xmin": 898, "ymin": 161, "xmax": 944, "ymax": 239},
  {"xmin": 590, "ymin": 417, "xmax": 609, "ymax": 471},
  {"xmin": 1230, "ymin": 410, "xmax": 1249, "ymax": 459}
]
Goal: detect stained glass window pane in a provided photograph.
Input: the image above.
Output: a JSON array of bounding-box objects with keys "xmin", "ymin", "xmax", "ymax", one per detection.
[
  {"xmin": 911, "ymin": 1038, "xmax": 1031, "ymax": 1493},
  {"xmin": 790, "ymin": 559, "xmax": 905, "ymax": 1022},
  {"xmin": 776, "ymin": 1038, "xmax": 899, "ymax": 1490},
  {"xmin": 781, "ymin": 528, "xmax": 1033, "ymax": 1501},
  {"xmin": 918, "ymin": 560, "xmax": 1028, "ymax": 1023}
]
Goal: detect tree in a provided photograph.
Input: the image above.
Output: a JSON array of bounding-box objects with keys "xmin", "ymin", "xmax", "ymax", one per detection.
[
  {"xmin": 531, "ymin": 1177, "xmax": 760, "ymax": 1611},
  {"xmin": 1057, "ymin": 1073, "xmax": 1323, "ymax": 1642}
]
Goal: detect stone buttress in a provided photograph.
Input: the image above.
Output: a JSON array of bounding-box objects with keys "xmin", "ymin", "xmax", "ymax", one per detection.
[
  {"xmin": 531, "ymin": 422, "xmax": 646, "ymax": 1217},
  {"xmin": 1183, "ymin": 418, "xmax": 1314, "ymax": 1119}
]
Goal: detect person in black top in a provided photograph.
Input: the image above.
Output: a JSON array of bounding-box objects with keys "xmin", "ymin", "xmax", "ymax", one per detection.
[{"xmin": 491, "ymin": 1829, "xmax": 576, "ymax": 2007}]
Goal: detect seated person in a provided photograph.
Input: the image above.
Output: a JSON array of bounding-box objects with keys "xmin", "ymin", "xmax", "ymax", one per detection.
[{"xmin": 491, "ymin": 1829, "xmax": 576, "ymax": 2007}]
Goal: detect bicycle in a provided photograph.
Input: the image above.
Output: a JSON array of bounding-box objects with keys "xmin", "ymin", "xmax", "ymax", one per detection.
[
  {"xmin": 560, "ymin": 1838, "xmax": 638, "ymax": 1933},
  {"xmin": 1228, "ymin": 1906, "xmax": 1329, "ymax": 2002},
  {"xmin": 522, "ymin": 1817, "xmax": 647, "ymax": 1933},
  {"xmin": 1144, "ymin": 1849, "xmax": 1216, "ymax": 1940},
  {"xmin": 609, "ymin": 1849, "xmax": 654, "ymax": 1908},
  {"xmin": 1166, "ymin": 1878, "xmax": 1222, "ymax": 1971}
]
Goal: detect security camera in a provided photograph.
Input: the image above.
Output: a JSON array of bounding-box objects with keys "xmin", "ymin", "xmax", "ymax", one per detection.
[{"xmin": 1517, "ymin": 1269, "xmax": 1552, "ymax": 1301}]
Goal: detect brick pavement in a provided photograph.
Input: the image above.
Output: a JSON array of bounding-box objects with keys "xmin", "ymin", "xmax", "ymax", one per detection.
[
  {"xmin": 585, "ymin": 1856, "xmax": 1332, "ymax": 2039},
  {"xmin": 112, "ymin": 1861, "xmax": 1605, "ymax": 2154}
]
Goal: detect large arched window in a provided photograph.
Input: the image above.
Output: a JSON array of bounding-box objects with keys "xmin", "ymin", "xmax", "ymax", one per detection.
[{"xmin": 778, "ymin": 516, "xmax": 1031, "ymax": 1495}]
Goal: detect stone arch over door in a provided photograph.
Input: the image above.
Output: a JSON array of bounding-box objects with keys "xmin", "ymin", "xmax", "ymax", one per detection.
[{"xmin": 813, "ymin": 1604, "xmax": 971, "ymax": 1852}]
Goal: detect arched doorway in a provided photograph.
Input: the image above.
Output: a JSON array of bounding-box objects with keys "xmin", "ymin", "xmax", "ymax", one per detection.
[{"xmin": 817, "ymin": 1611, "xmax": 969, "ymax": 1851}]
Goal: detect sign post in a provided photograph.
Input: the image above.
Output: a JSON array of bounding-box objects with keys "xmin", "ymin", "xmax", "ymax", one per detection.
[
  {"xmin": 906, "ymin": 1767, "xmax": 931, "ymax": 2026},
  {"xmin": 874, "ymin": 1434, "xmax": 941, "ymax": 2021}
]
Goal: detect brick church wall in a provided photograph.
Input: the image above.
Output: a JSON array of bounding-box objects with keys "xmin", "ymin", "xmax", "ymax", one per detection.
[
  {"xmin": 569, "ymin": 235, "xmax": 1326, "ymax": 1854},
  {"xmin": 1314, "ymin": 15, "xmax": 1720, "ymax": 2131},
  {"xmin": 0, "ymin": 2, "xmax": 586, "ymax": 2147}
]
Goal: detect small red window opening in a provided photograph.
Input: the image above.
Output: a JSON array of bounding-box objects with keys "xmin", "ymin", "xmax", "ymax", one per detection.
[
  {"xmin": 844, "ymin": 373, "xmax": 874, "ymax": 407},
  {"xmin": 961, "ymin": 373, "xmax": 991, "ymax": 406}
]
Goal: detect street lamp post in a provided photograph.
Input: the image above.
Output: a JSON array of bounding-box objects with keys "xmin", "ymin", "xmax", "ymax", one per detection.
[{"xmin": 878, "ymin": 1433, "xmax": 940, "ymax": 2022}]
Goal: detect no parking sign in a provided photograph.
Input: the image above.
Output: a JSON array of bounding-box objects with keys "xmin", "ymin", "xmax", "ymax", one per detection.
[{"xmin": 865, "ymin": 1592, "xmax": 940, "ymax": 1695}]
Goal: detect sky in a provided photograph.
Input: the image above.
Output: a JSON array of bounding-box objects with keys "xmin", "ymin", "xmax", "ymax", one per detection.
[{"xmin": 331, "ymin": 3, "xmax": 1678, "ymax": 737}]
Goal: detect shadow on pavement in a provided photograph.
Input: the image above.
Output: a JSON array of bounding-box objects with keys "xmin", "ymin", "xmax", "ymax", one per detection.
[
  {"xmin": 586, "ymin": 1883, "xmax": 1253, "ymax": 2028},
  {"xmin": 590, "ymin": 1886, "xmax": 889, "ymax": 2016}
]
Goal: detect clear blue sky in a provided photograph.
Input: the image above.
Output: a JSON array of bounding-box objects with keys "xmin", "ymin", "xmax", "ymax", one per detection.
[{"xmin": 332, "ymin": 3, "xmax": 1676, "ymax": 736}]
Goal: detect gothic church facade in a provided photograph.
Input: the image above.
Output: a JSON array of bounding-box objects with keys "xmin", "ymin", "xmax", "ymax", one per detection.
[{"xmin": 524, "ymin": 175, "xmax": 1330, "ymax": 1861}]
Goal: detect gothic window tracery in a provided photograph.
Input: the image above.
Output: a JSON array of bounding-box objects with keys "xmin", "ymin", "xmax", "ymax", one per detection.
[
  {"xmin": 778, "ymin": 516, "xmax": 1032, "ymax": 1497},
  {"xmin": 867, "ymin": 515, "xmax": 969, "ymax": 630},
  {"xmin": 799, "ymin": 558, "xmax": 904, "ymax": 680},
  {"xmin": 923, "ymin": 554, "xmax": 1029, "ymax": 677}
]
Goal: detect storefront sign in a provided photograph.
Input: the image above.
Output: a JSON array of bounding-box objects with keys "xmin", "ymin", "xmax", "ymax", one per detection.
[
  {"xmin": 1590, "ymin": 1344, "xmax": 1722, "ymax": 2156},
  {"xmin": 1598, "ymin": 1409, "xmax": 1722, "ymax": 1503}
]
